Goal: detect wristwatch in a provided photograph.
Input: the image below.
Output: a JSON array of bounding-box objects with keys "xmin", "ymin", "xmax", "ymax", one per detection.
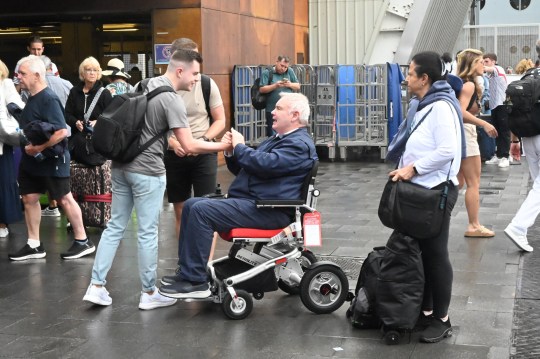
[{"xmin": 202, "ymin": 136, "xmax": 215, "ymax": 142}]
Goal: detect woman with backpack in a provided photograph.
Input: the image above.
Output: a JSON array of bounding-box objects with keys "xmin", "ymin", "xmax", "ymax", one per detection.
[
  {"xmin": 456, "ymin": 49, "xmax": 498, "ymax": 238},
  {"xmin": 388, "ymin": 51, "xmax": 463, "ymax": 343}
]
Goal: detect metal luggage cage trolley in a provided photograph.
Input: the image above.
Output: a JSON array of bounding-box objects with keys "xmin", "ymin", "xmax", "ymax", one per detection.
[
  {"xmin": 313, "ymin": 65, "xmax": 338, "ymax": 160},
  {"xmin": 290, "ymin": 64, "xmax": 318, "ymax": 139},
  {"xmin": 335, "ymin": 64, "xmax": 388, "ymax": 160},
  {"xmin": 232, "ymin": 65, "xmax": 268, "ymax": 146}
]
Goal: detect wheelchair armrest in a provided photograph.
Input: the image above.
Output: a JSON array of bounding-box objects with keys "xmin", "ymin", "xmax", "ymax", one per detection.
[{"xmin": 255, "ymin": 199, "xmax": 305, "ymax": 207}]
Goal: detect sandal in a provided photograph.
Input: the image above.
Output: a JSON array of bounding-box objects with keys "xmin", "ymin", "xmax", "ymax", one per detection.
[{"xmin": 464, "ymin": 226, "xmax": 495, "ymax": 238}]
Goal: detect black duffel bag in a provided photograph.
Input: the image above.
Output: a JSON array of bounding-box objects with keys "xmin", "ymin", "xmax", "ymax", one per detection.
[{"xmin": 378, "ymin": 179, "xmax": 449, "ymax": 240}]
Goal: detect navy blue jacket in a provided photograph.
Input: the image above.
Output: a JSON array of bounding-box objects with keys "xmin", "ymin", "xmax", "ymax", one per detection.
[{"xmin": 226, "ymin": 127, "xmax": 318, "ymax": 200}]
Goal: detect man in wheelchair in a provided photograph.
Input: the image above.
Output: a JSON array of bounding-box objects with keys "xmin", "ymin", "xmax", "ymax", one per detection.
[{"xmin": 159, "ymin": 92, "xmax": 318, "ymax": 299}]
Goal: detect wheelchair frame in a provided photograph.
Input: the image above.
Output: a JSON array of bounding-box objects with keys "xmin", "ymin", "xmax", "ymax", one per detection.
[{"xmin": 202, "ymin": 164, "xmax": 350, "ymax": 319}]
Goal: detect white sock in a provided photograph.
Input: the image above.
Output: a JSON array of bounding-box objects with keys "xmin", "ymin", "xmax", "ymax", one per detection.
[
  {"xmin": 423, "ymin": 310, "xmax": 433, "ymax": 316},
  {"xmin": 27, "ymin": 239, "xmax": 41, "ymax": 248},
  {"xmin": 440, "ymin": 315, "xmax": 449, "ymax": 322}
]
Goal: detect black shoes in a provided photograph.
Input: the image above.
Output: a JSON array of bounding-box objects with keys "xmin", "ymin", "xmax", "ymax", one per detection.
[
  {"xmin": 8, "ymin": 244, "xmax": 47, "ymax": 261},
  {"xmin": 160, "ymin": 267, "xmax": 181, "ymax": 286},
  {"xmin": 414, "ymin": 312, "xmax": 434, "ymax": 332},
  {"xmin": 419, "ymin": 317, "xmax": 453, "ymax": 343},
  {"xmin": 159, "ymin": 279, "xmax": 211, "ymax": 299},
  {"xmin": 60, "ymin": 240, "xmax": 96, "ymax": 259}
]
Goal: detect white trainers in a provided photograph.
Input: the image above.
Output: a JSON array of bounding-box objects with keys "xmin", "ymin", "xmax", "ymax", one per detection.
[
  {"xmin": 485, "ymin": 155, "xmax": 499, "ymax": 165},
  {"xmin": 498, "ymin": 157, "xmax": 510, "ymax": 168},
  {"xmin": 0, "ymin": 227, "xmax": 8, "ymax": 238},
  {"xmin": 41, "ymin": 207, "xmax": 61, "ymax": 217},
  {"xmin": 504, "ymin": 226, "xmax": 533, "ymax": 252},
  {"xmin": 139, "ymin": 290, "xmax": 178, "ymax": 310},
  {"xmin": 83, "ymin": 284, "xmax": 112, "ymax": 306}
]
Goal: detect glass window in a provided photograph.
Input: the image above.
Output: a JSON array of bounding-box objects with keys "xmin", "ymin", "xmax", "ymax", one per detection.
[{"xmin": 509, "ymin": 0, "xmax": 531, "ymax": 10}]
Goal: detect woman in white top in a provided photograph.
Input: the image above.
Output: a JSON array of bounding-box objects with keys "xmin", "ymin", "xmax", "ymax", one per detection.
[
  {"xmin": 389, "ymin": 51, "xmax": 462, "ymax": 343},
  {"xmin": 0, "ymin": 59, "xmax": 24, "ymax": 237}
]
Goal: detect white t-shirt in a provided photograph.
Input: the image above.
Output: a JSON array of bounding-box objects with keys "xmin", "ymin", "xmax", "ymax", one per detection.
[{"xmin": 401, "ymin": 101, "xmax": 462, "ymax": 188}]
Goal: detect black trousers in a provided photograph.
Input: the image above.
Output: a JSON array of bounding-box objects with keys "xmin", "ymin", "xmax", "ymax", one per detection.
[
  {"xmin": 418, "ymin": 182, "xmax": 459, "ymax": 318},
  {"xmin": 491, "ymin": 105, "xmax": 510, "ymax": 158}
]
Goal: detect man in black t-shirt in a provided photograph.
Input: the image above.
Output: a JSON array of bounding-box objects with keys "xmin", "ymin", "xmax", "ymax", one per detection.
[{"xmin": 8, "ymin": 55, "xmax": 95, "ymax": 262}]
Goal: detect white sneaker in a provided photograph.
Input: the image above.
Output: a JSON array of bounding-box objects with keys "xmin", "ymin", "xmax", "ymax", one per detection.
[
  {"xmin": 139, "ymin": 290, "xmax": 178, "ymax": 310},
  {"xmin": 498, "ymin": 157, "xmax": 510, "ymax": 168},
  {"xmin": 41, "ymin": 207, "xmax": 61, "ymax": 217},
  {"xmin": 83, "ymin": 284, "xmax": 112, "ymax": 306},
  {"xmin": 504, "ymin": 226, "xmax": 533, "ymax": 252},
  {"xmin": 485, "ymin": 155, "xmax": 499, "ymax": 165},
  {"xmin": 0, "ymin": 227, "xmax": 8, "ymax": 238}
]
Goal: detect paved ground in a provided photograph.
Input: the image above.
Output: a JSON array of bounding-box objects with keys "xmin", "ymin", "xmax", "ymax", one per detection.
[{"xmin": 0, "ymin": 155, "xmax": 537, "ymax": 358}]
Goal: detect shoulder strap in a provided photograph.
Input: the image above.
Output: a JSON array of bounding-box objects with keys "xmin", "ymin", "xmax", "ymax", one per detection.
[
  {"xmin": 136, "ymin": 78, "xmax": 152, "ymax": 93},
  {"xmin": 136, "ymin": 84, "xmax": 175, "ymax": 155},
  {"xmin": 267, "ymin": 66, "xmax": 273, "ymax": 85},
  {"xmin": 146, "ymin": 85, "xmax": 175, "ymax": 100},
  {"xmin": 201, "ymin": 74, "xmax": 213, "ymax": 123},
  {"xmin": 409, "ymin": 107, "xmax": 433, "ymax": 136},
  {"xmin": 84, "ymin": 87, "xmax": 105, "ymax": 121}
]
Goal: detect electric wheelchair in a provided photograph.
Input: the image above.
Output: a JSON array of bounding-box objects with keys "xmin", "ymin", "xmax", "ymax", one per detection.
[{"xmin": 200, "ymin": 161, "xmax": 350, "ymax": 319}]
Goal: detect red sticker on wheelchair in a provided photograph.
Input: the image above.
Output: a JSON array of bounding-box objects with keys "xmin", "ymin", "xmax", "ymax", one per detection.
[{"xmin": 303, "ymin": 211, "xmax": 322, "ymax": 247}]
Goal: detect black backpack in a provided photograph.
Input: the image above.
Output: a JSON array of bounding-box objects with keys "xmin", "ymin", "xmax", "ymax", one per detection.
[
  {"xmin": 92, "ymin": 79, "xmax": 175, "ymax": 163},
  {"xmin": 347, "ymin": 232, "xmax": 424, "ymax": 331},
  {"xmin": 251, "ymin": 67, "xmax": 273, "ymax": 110},
  {"xmin": 347, "ymin": 246, "xmax": 385, "ymax": 329},
  {"xmin": 505, "ymin": 68, "xmax": 540, "ymax": 138}
]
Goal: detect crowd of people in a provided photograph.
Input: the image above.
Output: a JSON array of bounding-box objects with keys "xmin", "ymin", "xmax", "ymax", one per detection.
[{"xmin": 2, "ymin": 34, "xmax": 540, "ymax": 345}]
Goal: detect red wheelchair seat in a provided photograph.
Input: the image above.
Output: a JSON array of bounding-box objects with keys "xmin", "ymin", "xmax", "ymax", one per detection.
[{"xmin": 219, "ymin": 228, "xmax": 283, "ymax": 242}]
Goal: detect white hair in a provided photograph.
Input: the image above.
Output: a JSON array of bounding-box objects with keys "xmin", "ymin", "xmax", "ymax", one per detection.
[
  {"xmin": 18, "ymin": 55, "xmax": 46, "ymax": 79},
  {"xmin": 280, "ymin": 92, "xmax": 310, "ymax": 126}
]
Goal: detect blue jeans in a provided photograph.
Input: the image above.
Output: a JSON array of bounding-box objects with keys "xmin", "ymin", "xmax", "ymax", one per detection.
[{"xmin": 91, "ymin": 168, "xmax": 166, "ymax": 292}]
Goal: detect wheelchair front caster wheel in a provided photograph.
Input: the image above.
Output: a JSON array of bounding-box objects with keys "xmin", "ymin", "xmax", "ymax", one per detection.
[
  {"xmin": 222, "ymin": 289, "xmax": 253, "ymax": 320},
  {"xmin": 252, "ymin": 292, "xmax": 264, "ymax": 300},
  {"xmin": 383, "ymin": 330, "xmax": 401, "ymax": 345},
  {"xmin": 299, "ymin": 264, "xmax": 349, "ymax": 314}
]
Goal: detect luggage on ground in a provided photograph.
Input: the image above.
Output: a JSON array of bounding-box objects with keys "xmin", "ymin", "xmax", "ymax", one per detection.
[
  {"xmin": 347, "ymin": 232, "xmax": 425, "ymax": 343},
  {"xmin": 70, "ymin": 161, "xmax": 112, "ymax": 228}
]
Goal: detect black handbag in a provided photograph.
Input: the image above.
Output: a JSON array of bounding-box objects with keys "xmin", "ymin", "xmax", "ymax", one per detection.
[
  {"xmin": 69, "ymin": 131, "xmax": 106, "ymax": 166},
  {"xmin": 378, "ymin": 179, "xmax": 449, "ymax": 239},
  {"xmin": 69, "ymin": 87, "xmax": 106, "ymax": 166}
]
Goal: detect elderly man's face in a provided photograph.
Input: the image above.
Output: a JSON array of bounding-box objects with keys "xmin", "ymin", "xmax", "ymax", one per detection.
[
  {"xmin": 271, "ymin": 97, "xmax": 298, "ymax": 134},
  {"xmin": 17, "ymin": 62, "xmax": 38, "ymax": 91}
]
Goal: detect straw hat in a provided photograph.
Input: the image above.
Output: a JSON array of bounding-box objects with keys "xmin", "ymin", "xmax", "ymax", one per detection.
[{"xmin": 102, "ymin": 58, "xmax": 131, "ymax": 79}]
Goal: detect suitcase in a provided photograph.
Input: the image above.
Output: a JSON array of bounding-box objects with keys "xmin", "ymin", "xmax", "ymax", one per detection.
[{"xmin": 70, "ymin": 160, "xmax": 112, "ymax": 228}]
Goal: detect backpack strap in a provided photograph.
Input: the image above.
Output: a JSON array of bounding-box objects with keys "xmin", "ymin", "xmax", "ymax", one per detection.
[
  {"xmin": 133, "ymin": 84, "xmax": 176, "ymax": 155},
  {"xmin": 201, "ymin": 74, "xmax": 213, "ymax": 124},
  {"xmin": 267, "ymin": 66, "xmax": 273, "ymax": 85}
]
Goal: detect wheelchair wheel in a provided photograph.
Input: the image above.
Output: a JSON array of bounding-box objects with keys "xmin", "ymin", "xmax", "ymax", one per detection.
[
  {"xmin": 299, "ymin": 264, "xmax": 349, "ymax": 314},
  {"xmin": 277, "ymin": 250, "xmax": 317, "ymax": 295},
  {"xmin": 222, "ymin": 289, "xmax": 253, "ymax": 320}
]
